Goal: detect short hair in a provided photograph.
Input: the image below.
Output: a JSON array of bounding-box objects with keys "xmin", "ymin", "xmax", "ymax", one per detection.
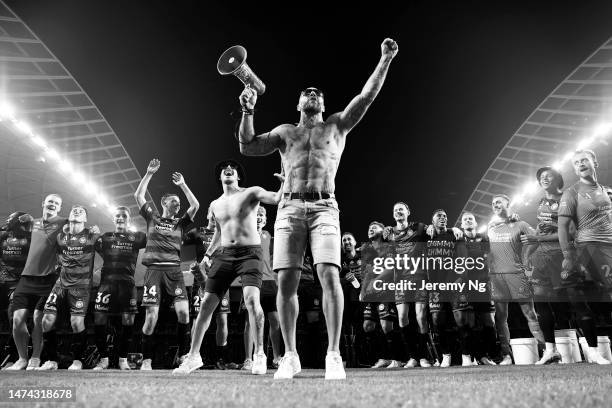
[
  {"xmin": 342, "ymin": 231, "xmax": 356, "ymax": 240},
  {"xmin": 574, "ymin": 149, "xmax": 597, "ymax": 162},
  {"xmin": 71, "ymin": 204, "xmax": 88, "ymax": 217},
  {"xmin": 45, "ymin": 193, "xmax": 62, "ymax": 204},
  {"xmin": 257, "ymin": 206, "xmax": 266, "ymax": 215},
  {"xmin": 492, "ymin": 194, "xmax": 511, "ymax": 204},
  {"xmin": 160, "ymin": 193, "xmax": 179, "ymax": 207},
  {"xmin": 369, "ymin": 221, "xmax": 385, "ymax": 230},
  {"xmin": 115, "ymin": 206, "xmax": 131, "ymax": 216},
  {"xmin": 432, "ymin": 209, "xmax": 447, "ymax": 217},
  {"xmin": 461, "ymin": 211, "xmax": 476, "ymax": 219},
  {"xmin": 393, "ymin": 201, "xmax": 410, "ymax": 212}
]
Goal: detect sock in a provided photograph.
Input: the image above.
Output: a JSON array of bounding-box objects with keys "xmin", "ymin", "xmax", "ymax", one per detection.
[
  {"xmin": 141, "ymin": 333, "xmax": 155, "ymax": 360},
  {"xmin": 418, "ymin": 333, "xmax": 430, "ymax": 360},
  {"xmin": 43, "ymin": 330, "xmax": 58, "ymax": 362},
  {"xmin": 216, "ymin": 345, "xmax": 224, "ymax": 361},
  {"xmin": 306, "ymin": 321, "xmax": 323, "ymax": 368},
  {"xmin": 579, "ymin": 317, "xmax": 597, "ymax": 347},
  {"xmin": 400, "ymin": 326, "xmax": 415, "ymax": 360},
  {"xmin": 527, "ymin": 320, "xmax": 546, "ymax": 345},
  {"xmin": 458, "ymin": 326, "xmax": 472, "ymax": 356},
  {"xmin": 119, "ymin": 325, "xmax": 134, "ymax": 358},
  {"xmin": 94, "ymin": 325, "xmax": 108, "ymax": 358},
  {"xmin": 383, "ymin": 331, "xmax": 394, "ymax": 360},
  {"xmin": 534, "ymin": 302, "xmax": 556, "ymax": 343},
  {"xmin": 72, "ymin": 330, "xmax": 88, "ymax": 362},
  {"xmin": 482, "ymin": 326, "xmax": 498, "ymax": 358},
  {"xmin": 176, "ymin": 323, "xmax": 191, "ymax": 356}
]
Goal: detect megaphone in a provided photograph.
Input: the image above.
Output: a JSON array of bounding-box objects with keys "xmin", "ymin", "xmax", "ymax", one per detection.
[{"xmin": 217, "ymin": 45, "xmax": 266, "ymax": 95}]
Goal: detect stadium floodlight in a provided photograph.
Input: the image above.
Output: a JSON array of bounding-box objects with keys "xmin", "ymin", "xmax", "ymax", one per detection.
[
  {"xmin": 15, "ymin": 121, "xmax": 32, "ymax": 135},
  {"xmin": 510, "ymin": 195, "xmax": 523, "ymax": 207},
  {"xmin": 128, "ymin": 225, "xmax": 137, "ymax": 232},
  {"xmin": 106, "ymin": 204, "xmax": 116, "ymax": 214},
  {"xmin": 552, "ymin": 161, "xmax": 562, "ymax": 170},
  {"xmin": 31, "ymin": 135, "xmax": 47, "ymax": 149},
  {"xmin": 592, "ymin": 122, "xmax": 612, "ymax": 138},
  {"xmin": 96, "ymin": 194, "xmax": 109, "ymax": 208},
  {"xmin": 59, "ymin": 160, "xmax": 73, "ymax": 173},
  {"xmin": 46, "ymin": 148, "xmax": 60, "ymax": 161},
  {"xmin": 522, "ymin": 182, "xmax": 538, "ymax": 196},
  {"xmin": 84, "ymin": 183, "xmax": 98, "ymax": 196},
  {"xmin": 562, "ymin": 151, "xmax": 574, "ymax": 162},
  {"xmin": 73, "ymin": 172, "xmax": 86, "ymax": 185},
  {"xmin": 576, "ymin": 137, "xmax": 594, "ymax": 150},
  {"xmin": 0, "ymin": 102, "xmax": 15, "ymax": 119}
]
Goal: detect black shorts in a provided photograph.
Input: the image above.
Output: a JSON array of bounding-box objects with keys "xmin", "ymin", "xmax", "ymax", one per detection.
[
  {"xmin": 11, "ymin": 275, "xmax": 58, "ymax": 313},
  {"xmin": 192, "ymin": 285, "xmax": 230, "ymax": 315},
  {"xmin": 43, "ymin": 282, "xmax": 90, "ymax": 316},
  {"xmin": 395, "ymin": 273, "xmax": 429, "ymax": 303},
  {"xmin": 298, "ymin": 279, "xmax": 321, "ymax": 312},
  {"xmin": 142, "ymin": 265, "xmax": 188, "ymax": 307},
  {"xmin": 364, "ymin": 302, "xmax": 397, "ymax": 322},
  {"xmin": 576, "ymin": 242, "xmax": 612, "ymax": 290},
  {"xmin": 0, "ymin": 281, "xmax": 19, "ymax": 315},
  {"xmin": 205, "ymin": 246, "xmax": 263, "ymax": 297},
  {"xmin": 95, "ymin": 278, "xmax": 138, "ymax": 314},
  {"xmin": 429, "ymin": 291, "xmax": 472, "ymax": 313}
]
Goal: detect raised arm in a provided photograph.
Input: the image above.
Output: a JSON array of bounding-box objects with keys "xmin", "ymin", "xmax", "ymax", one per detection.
[
  {"xmin": 336, "ymin": 38, "xmax": 398, "ymax": 134},
  {"xmin": 237, "ymin": 86, "xmax": 285, "ymax": 156},
  {"xmin": 251, "ymin": 173, "xmax": 285, "ymax": 205},
  {"xmin": 172, "ymin": 172, "xmax": 199, "ymax": 221},
  {"xmin": 134, "ymin": 159, "xmax": 160, "ymax": 208}
]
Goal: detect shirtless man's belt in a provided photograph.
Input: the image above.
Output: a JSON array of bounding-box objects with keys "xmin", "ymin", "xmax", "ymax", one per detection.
[{"xmin": 283, "ymin": 192, "xmax": 335, "ymax": 201}]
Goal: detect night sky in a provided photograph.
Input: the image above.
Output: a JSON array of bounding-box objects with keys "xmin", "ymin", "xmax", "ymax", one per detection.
[{"xmin": 6, "ymin": 1, "xmax": 612, "ymax": 244}]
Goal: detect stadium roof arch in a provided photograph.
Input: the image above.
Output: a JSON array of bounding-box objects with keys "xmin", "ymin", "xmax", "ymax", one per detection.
[
  {"xmin": 0, "ymin": 1, "xmax": 154, "ymax": 231},
  {"xmin": 458, "ymin": 36, "xmax": 612, "ymax": 228}
]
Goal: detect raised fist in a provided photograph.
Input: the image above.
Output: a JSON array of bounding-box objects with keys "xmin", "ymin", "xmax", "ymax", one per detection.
[
  {"xmin": 147, "ymin": 158, "xmax": 160, "ymax": 174},
  {"xmin": 239, "ymin": 85, "xmax": 257, "ymax": 110},
  {"xmin": 381, "ymin": 38, "xmax": 398, "ymax": 59},
  {"xmin": 172, "ymin": 172, "xmax": 185, "ymax": 186}
]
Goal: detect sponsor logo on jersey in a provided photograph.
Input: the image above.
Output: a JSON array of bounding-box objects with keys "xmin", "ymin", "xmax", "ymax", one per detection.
[
  {"xmin": 130, "ymin": 299, "xmax": 137, "ymax": 306},
  {"xmin": 175, "ymin": 288, "xmax": 182, "ymax": 296},
  {"xmin": 129, "ymin": 235, "xmax": 135, "ymax": 241},
  {"xmin": 378, "ymin": 303, "xmax": 385, "ymax": 311},
  {"xmin": 79, "ymin": 237, "xmax": 87, "ymax": 244},
  {"xmin": 561, "ymin": 270, "xmax": 569, "ymax": 280},
  {"xmin": 75, "ymin": 300, "xmax": 84, "ymax": 309},
  {"xmin": 221, "ymin": 298, "xmax": 229, "ymax": 307},
  {"xmin": 551, "ymin": 203, "xmax": 559, "ymax": 210},
  {"xmin": 313, "ymin": 298, "xmax": 320, "ymax": 306}
]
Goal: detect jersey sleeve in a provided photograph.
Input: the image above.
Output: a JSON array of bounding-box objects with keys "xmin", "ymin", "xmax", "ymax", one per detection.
[
  {"xmin": 558, "ymin": 187, "xmax": 577, "ymax": 218},
  {"xmin": 519, "ymin": 221, "xmax": 536, "ymax": 235},
  {"xmin": 136, "ymin": 232, "xmax": 147, "ymax": 250},
  {"xmin": 139, "ymin": 202, "xmax": 156, "ymax": 223}
]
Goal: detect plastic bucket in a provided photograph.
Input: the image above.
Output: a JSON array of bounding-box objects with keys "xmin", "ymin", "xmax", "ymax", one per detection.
[
  {"xmin": 555, "ymin": 329, "xmax": 581, "ymax": 362},
  {"xmin": 510, "ymin": 338, "xmax": 538, "ymax": 365},
  {"xmin": 598, "ymin": 336, "xmax": 612, "ymax": 361},
  {"xmin": 579, "ymin": 337, "xmax": 592, "ymax": 363},
  {"xmin": 555, "ymin": 337, "xmax": 573, "ymax": 363}
]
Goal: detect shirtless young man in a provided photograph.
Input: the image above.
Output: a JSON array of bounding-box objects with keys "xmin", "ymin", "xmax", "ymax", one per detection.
[
  {"xmin": 238, "ymin": 38, "xmax": 398, "ymax": 380},
  {"xmin": 173, "ymin": 160, "xmax": 284, "ymax": 375}
]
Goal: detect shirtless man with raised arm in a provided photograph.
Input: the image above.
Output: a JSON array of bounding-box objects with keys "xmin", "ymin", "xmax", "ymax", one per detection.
[
  {"xmin": 238, "ymin": 38, "xmax": 398, "ymax": 380},
  {"xmin": 173, "ymin": 160, "xmax": 284, "ymax": 375}
]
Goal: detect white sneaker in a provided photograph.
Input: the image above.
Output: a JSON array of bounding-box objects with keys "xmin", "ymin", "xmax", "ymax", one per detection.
[
  {"xmin": 140, "ymin": 358, "xmax": 153, "ymax": 371},
  {"xmin": 325, "ymin": 352, "xmax": 346, "ymax": 380},
  {"xmin": 479, "ymin": 356, "xmax": 497, "ymax": 366},
  {"xmin": 26, "ymin": 358, "xmax": 41, "ymax": 370},
  {"xmin": 535, "ymin": 350, "xmax": 562, "ymax": 365},
  {"xmin": 252, "ymin": 352, "xmax": 267, "ymax": 375},
  {"xmin": 36, "ymin": 360, "xmax": 58, "ymax": 370},
  {"xmin": 404, "ymin": 358, "xmax": 418, "ymax": 368},
  {"xmin": 371, "ymin": 358, "xmax": 391, "ymax": 368},
  {"xmin": 4, "ymin": 358, "xmax": 27, "ymax": 370},
  {"xmin": 172, "ymin": 354, "xmax": 203, "ymax": 375},
  {"xmin": 588, "ymin": 348, "xmax": 612, "ymax": 365},
  {"xmin": 93, "ymin": 357, "xmax": 109, "ymax": 370},
  {"xmin": 273, "ymin": 352, "xmax": 301, "ymax": 379},
  {"xmin": 118, "ymin": 358, "xmax": 131, "ymax": 370},
  {"xmin": 68, "ymin": 360, "xmax": 82, "ymax": 370},
  {"xmin": 386, "ymin": 360, "xmax": 401, "ymax": 368},
  {"xmin": 440, "ymin": 354, "xmax": 452, "ymax": 368},
  {"xmin": 461, "ymin": 354, "xmax": 473, "ymax": 367},
  {"xmin": 499, "ymin": 354, "xmax": 513, "ymax": 366},
  {"xmin": 419, "ymin": 358, "xmax": 432, "ymax": 368},
  {"xmin": 241, "ymin": 358, "xmax": 253, "ymax": 371}
]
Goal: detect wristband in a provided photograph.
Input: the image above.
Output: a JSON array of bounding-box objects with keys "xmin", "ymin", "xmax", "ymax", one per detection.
[{"xmin": 241, "ymin": 106, "xmax": 254, "ymax": 115}]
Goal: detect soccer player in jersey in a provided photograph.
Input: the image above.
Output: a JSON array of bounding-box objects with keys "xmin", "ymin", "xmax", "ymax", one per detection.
[
  {"xmin": 38, "ymin": 205, "xmax": 99, "ymax": 370},
  {"xmin": 361, "ymin": 222, "xmax": 401, "ymax": 369},
  {"xmin": 460, "ymin": 212, "xmax": 497, "ymax": 365},
  {"xmin": 340, "ymin": 232, "xmax": 363, "ymax": 367},
  {"xmin": 0, "ymin": 212, "xmax": 33, "ymax": 369},
  {"xmin": 558, "ymin": 149, "xmax": 612, "ymax": 364},
  {"xmin": 242, "ymin": 206, "xmax": 281, "ymax": 370},
  {"xmin": 9, "ymin": 194, "xmax": 66, "ymax": 371},
  {"xmin": 426, "ymin": 209, "xmax": 473, "ymax": 367},
  {"xmin": 385, "ymin": 202, "xmax": 432, "ymax": 368},
  {"xmin": 488, "ymin": 194, "xmax": 544, "ymax": 365},
  {"xmin": 134, "ymin": 158, "xmax": 199, "ymax": 370},
  {"xmin": 174, "ymin": 161, "xmax": 283, "ymax": 376},
  {"xmin": 92, "ymin": 206, "xmax": 146, "ymax": 370},
  {"xmin": 184, "ymin": 208, "xmax": 234, "ymax": 369}
]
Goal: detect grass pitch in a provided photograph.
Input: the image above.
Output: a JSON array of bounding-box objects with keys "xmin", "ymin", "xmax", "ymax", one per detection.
[{"xmin": 1, "ymin": 364, "xmax": 611, "ymax": 408}]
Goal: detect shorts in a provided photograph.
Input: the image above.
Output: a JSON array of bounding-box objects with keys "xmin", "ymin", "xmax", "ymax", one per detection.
[
  {"xmin": 273, "ymin": 198, "xmax": 341, "ymax": 271},
  {"xmin": 576, "ymin": 242, "xmax": 612, "ymax": 289},
  {"xmin": 298, "ymin": 279, "xmax": 322, "ymax": 312},
  {"xmin": 0, "ymin": 281, "xmax": 18, "ymax": 315},
  {"xmin": 43, "ymin": 282, "xmax": 90, "ymax": 316},
  {"xmin": 11, "ymin": 274, "xmax": 58, "ymax": 313},
  {"xmin": 469, "ymin": 280, "xmax": 495, "ymax": 313},
  {"xmin": 394, "ymin": 274, "xmax": 428, "ymax": 303},
  {"xmin": 364, "ymin": 302, "xmax": 397, "ymax": 322},
  {"xmin": 472, "ymin": 300, "xmax": 496, "ymax": 314},
  {"xmin": 429, "ymin": 291, "xmax": 472, "ymax": 312},
  {"xmin": 192, "ymin": 285, "xmax": 230, "ymax": 315},
  {"xmin": 530, "ymin": 247, "xmax": 581, "ymax": 291},
  {"xmin": 490, "ymin": 273, "xmax": 533, "ymax": 301},
  {"xmin": 142, "ymin": 265, "xmax": 188, "ymax": 307},
  {"xmin": 205, "ymin": 246, "xmax": 263, "ymax": 297},
  {"xmin": 95, "ymin": 278, "xmax": 138, "ymax": 314}
]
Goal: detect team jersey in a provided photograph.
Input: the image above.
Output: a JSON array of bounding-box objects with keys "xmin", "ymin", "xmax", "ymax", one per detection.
[
  {"xmin": 535, "ymin": 196, "xmax": 562, "ymax": 251},
  {"xmin": 387, "ymin": 222, "xmax": 429, "ymax": 256},
  {"xmin": 0, "ymin": 230, "xmax": 31, "ymax": 282},
  {"xmin": 260, "ymin": 230, "xmax": 274, "ymax": 282},
  {"xmin": 341, "ymin": 249, "xmax": 362, "ymax": 283},
  {"xmin": 95, "ymin": 231, "xmax": 147, "ymax": 281},
  {"xmin": 488, "ymin": 220, "xmax": 534, "ymax": 274},
  {"xmin": 21, "ymin": 216, "xmax": 67, "ymax": 277},
  {"xmin": 57, "ymin": 228, "xmax": 99, "ymax": 288},
  {"xmin": 559, "ymin": 182, "xmax": 612, "ymax": 244},
  {"xmin": 463, "ymin": 232, "xmax": 490, "ymax": 280},
  {"xmin": 140, "ymin": 203, "xmax": 193, "ymax": 266},
  {"xmin": 183, "ymin": 227, "xmax": 215, "ymax": 263},
  {"xmin": 426, "ymin": 230, "xmax": 467, "ymax": 284}
]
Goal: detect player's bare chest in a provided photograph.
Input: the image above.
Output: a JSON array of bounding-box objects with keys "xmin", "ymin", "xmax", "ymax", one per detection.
[{"xmin": 288, "ymin": 127, "xmax": 339, "ymax": 151}]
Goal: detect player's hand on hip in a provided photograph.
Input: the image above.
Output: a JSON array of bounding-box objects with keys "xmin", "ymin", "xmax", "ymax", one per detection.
[
  {"xmin": 240, "ymin": 85, "xmax": 257, "ymax": 110},
  {"xmin": 147, "ymin": 158, "xmax": 160, "ymax": 174},
  {"xmin": 172, "ymin": 172, "xmax": 185, "ymax": 186},
  {"xmin": 381, "ymin": 38, "xmax": 398, "ymax": 59}
]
